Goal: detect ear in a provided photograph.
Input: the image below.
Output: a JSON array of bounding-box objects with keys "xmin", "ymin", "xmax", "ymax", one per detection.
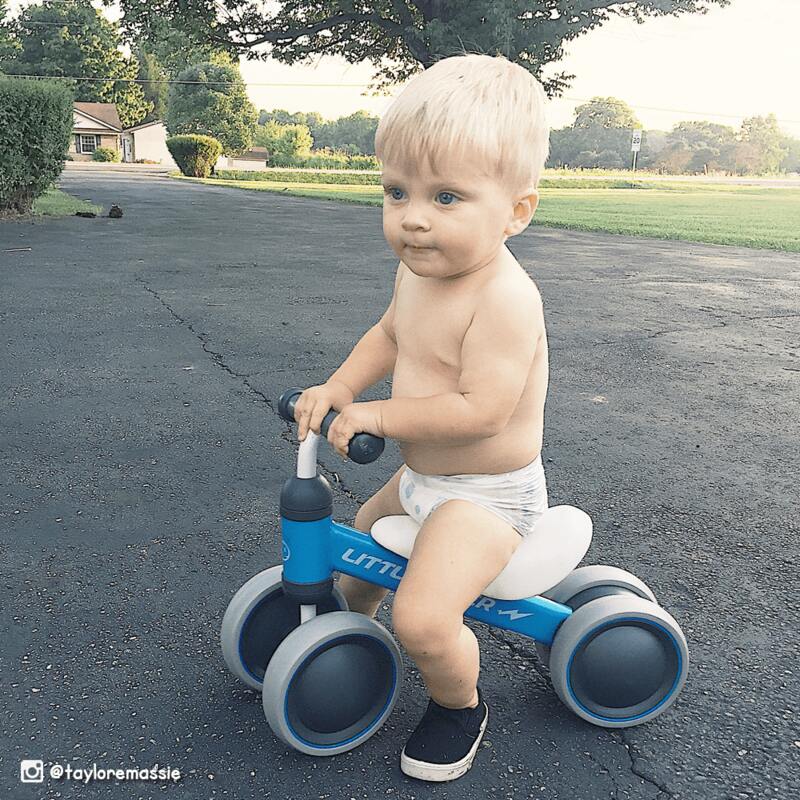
[{"xmin": 504, "ymin": 188, "xmax": 539, "ymax": 237}]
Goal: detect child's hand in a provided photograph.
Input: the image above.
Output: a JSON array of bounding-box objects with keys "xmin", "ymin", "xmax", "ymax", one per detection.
[
  {"xmin": 328, "ymin": 401, "xmax": 384, "ymax": 459},
  {"xmin": 294, "ymin": 381, "xmax": 355, "ymax": 441}
]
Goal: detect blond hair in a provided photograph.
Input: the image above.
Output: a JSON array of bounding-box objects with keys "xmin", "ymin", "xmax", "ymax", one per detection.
[{"xmin": 375, "ymin": 53, "xmax": 550, "ymax": 192}]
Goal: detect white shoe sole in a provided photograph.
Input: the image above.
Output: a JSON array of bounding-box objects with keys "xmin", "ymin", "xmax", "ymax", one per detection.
[{"xmin": 400, "ymin": 703, "xmax": 488, "ymax": 782}]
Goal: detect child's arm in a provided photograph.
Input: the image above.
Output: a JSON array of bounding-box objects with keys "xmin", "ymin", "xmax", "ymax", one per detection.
[{"xmin": 326, "ymin": 264, "xmax": 402, "ymax": 398}]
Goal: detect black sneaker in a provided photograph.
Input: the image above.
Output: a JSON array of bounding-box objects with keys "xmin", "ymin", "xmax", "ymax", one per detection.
[{"xmin": 400, "ymin": 686, "xmax": 489, "ymax": 781}]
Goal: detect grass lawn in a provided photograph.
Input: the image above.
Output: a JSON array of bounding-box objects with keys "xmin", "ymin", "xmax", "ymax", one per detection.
[
  {"xmin": 32, "ymin": 188, "xmax": 102, "ymax": 217},
  {"xmin": 174, "ymin": 174, "xmax": 800, "ymax": 253}
]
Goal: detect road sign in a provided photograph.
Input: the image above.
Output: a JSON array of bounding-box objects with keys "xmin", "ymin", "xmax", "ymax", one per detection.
[{"xmin": 631, "ymin": 129, "xmax": 643, "ymax": 152}]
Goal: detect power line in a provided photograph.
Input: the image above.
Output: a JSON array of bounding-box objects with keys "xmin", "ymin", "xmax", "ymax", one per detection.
[
  {"xmin": 1, "ymin": 73, "xmax": 370, "ymax": 87},
  {"xmin": 558, "ymin": 95, "xmax": 800, "ymax": 125},
  {"xmin": 4, "ymin": 72, "xmax": 798, "ymax": 126}
]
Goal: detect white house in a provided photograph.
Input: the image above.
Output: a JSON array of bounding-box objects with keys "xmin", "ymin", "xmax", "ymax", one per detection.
[
  {"xmin": 121, "ymin": 120, "xmax": 177, "ymax": 167},
  {"xmin": 70, "ymin": 102, "xmax": 122, "ymax": 160},
  {"xmin": 121, "ymin": 120, "xmax": 271, "ymax": 172}
]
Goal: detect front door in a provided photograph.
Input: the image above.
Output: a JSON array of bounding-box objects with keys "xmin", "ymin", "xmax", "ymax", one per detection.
[{"xmin": 122, "ymin": 137, "xmax": 132, "ymax": 162}]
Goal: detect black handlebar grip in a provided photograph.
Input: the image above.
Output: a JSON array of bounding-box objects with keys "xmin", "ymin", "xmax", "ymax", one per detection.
[
  {"xmin": 278, "ymin": 387, "xmax": 385, "ymax": 465},
  {"xmin": 278, "ymin": 387, "xmax": 305, "ymax": 422}
]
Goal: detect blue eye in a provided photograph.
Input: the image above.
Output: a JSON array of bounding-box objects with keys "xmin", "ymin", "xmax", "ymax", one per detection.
[
  {"xmin": 437, "ymin": 191, "xmax": 457, "ymax": 205},
  {"xmin": 387, "ymin": 188, "xmax": 404, "ymax": 201}
]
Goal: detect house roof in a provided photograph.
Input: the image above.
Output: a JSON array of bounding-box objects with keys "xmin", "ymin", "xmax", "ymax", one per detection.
[
  {"xmin": 124, "ymin": 119, "xmax": 165, "ymax": 133},
  {"xmin": 73, "ymin": 102, "xmax": 122, "ymax": 131},
  {"xmin": 237, "ymin": 147, "xmax": 270, "ymax": 161}
]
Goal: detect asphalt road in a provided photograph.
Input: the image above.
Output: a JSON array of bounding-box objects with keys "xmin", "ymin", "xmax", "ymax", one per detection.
[{"xmin": 1, "ymin": 173, "xmax": 798, "ymax": 800}]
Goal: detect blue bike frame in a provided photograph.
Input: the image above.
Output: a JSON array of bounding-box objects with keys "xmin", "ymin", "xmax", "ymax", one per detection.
[{"xmin": 281, "ymin": 514, "xmax": 572, "ymax": 647}]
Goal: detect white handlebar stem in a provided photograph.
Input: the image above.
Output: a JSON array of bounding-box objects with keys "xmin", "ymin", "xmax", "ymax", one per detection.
[{"xmin": 297, "ymin": 431, "xmax": 322, "ymax": 478}]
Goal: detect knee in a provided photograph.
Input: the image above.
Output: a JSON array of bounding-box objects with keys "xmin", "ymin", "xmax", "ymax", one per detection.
[{"xmin": 392, "ymin": 596, "xmax": 459, "ymax": 655}]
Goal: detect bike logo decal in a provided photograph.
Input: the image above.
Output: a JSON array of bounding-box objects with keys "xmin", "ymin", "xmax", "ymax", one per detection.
[
  {"xmin": 340, "ymin": 548, "xmax": 531, "ymax": 619},
  {"xmin": 341, "ymin": 547, "xmax": 405, "ymax": 580}
]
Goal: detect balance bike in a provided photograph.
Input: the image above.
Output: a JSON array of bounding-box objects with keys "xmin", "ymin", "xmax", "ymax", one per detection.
[{"xmin": 220, "ymin": 387, "xmax": 689, "ymax": 755}]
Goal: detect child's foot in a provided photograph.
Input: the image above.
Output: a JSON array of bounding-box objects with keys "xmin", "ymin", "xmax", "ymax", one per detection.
[{"xmin": 400, "ymin": 686, "xmax": 489, "ymax": 782}]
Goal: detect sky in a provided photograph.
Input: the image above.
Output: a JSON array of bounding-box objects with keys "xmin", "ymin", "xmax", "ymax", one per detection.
[{"xmin": 8, "ymin": 0, "xmax": 800, "ymax": 137}]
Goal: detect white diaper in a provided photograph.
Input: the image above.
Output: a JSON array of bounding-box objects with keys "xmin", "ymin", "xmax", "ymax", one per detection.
[{"xmin": 398, "ymin": 456, "xmax": 548, "ymax": 537}]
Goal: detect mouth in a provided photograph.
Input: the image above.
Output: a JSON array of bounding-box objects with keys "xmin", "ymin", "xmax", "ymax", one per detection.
[{"xmin": 406, "ymin": 244, "xmax": 433, "ymax": 250}]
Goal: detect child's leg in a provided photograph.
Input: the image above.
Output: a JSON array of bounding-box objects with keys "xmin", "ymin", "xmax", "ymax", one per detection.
[
  {"xmin": 337, "ymin": 462, "xmax": 409, "ymax": 617},
  {"xmin": 392, "ymin": 499, "xmax": 522, "ymax": 709}
]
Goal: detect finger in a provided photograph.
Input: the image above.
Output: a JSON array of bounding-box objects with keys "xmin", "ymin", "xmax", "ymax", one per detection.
[
  {"xmin": 327, "ymin": 419, "xmax": 339, "ymax": 443},
  {"xmin": 310, "ymin": 409, "xmax": 327, "ymax": 437},
  {"xmin": 297, "ymin": 408, "xmax": 310, "ymax": 440}
]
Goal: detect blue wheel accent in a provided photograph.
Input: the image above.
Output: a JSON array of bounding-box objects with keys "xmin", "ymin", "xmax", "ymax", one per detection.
[
  {"xmin": 549, "ymin": 594, "xmax": 689, "ymax": 728},
  {"xmin": 566, "ymin": 617, "xmax": 683, "ymax": 723},
  {"xmin": 283, "ymin": 634, "xmax": 398, "ymax": 749}
]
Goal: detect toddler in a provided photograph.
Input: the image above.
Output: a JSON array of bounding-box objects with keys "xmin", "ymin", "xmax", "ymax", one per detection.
[{"xmin": 293, "ymin": 52, "xmax": 550, "ymax": 782}]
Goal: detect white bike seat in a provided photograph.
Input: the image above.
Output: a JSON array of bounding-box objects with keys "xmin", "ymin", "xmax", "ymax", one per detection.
[{"xmin": 370, "ymin": 505, "xmax": 593, "ymax": 601}]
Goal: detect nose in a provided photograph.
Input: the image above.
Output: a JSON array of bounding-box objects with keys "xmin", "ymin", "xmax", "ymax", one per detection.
[{"xmin": 400, "ymin": 202, "xmax": 431, "ymax": 232}]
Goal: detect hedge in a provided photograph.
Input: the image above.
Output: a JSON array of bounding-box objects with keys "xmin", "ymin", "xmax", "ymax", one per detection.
[
  {"xmin": 0, "ymin": 78, "xmax": 74, "ymax": 215},
  {"xmin": 214, "ymin": 169, "xmax": 381, "ymax": 185},
  {"xmin": 92, "ymin": 147, "xmax": 120, "ymax": 163},
  {"xmin": 267, "ymin": 150, "xmax": 380, "ymax": 170},
  {"xmin": 166, "ymin": 134, "xmax": 223, "ymax": 177}
]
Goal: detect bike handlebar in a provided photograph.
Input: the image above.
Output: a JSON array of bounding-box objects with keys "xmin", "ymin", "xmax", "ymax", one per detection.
[{"xmin": 278, "ymin": 387, "xmax": 386, "ymax": 465}]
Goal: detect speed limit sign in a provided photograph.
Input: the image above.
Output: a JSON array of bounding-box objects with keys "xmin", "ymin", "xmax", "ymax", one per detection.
[{"xmin": 631, "ymin": 129, "xmax": 642, "ymax": 152}]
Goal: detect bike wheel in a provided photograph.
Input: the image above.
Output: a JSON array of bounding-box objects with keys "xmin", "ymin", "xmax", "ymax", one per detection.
[
  {"xmin": 549, "ymin": 594, "xmax": 688, "ymax": 728},
  {"xmin": 263, "ymin": 611, "xmax": 403, "ymax": 756},
  {"xmin": 221, "ymin": 565, "xmax": 348, "ymax": 691},
  {"xmin": 535, "ymin": 565, "xmax": 657, "ymax": 667}
]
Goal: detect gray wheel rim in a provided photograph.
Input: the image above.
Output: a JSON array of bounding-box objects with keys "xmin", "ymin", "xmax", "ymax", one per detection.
[
  {"xmin": 220, "ymin": 564, "xmax": 347, "ymax": 691},
  {"xmin": 534, "ymin": 565, "xmax": 657, "ymax": 669},
  {"xmin": 543, "ymin": 565, "xmax": 657, "ymax": 606},
  {"xmin": 263, "ymin": 611, "xmax": 403, "ymax": 756},
  {"xmin": 550, "ymin": 594, "xmax": 688, "ymax": 728}
]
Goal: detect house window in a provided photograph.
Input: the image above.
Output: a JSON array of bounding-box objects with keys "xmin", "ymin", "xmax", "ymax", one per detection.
[{"xmin": 78, "ymin": 134, "xmax": 98, "ymax": 153}]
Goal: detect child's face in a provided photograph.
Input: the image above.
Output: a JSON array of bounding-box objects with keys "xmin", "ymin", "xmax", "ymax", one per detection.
[{"xmin": 381, "ymin": 149, "xmax": 537, "ymax": 280}]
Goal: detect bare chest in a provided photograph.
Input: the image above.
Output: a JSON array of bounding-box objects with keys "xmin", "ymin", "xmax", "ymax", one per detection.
[{"xmin": 393, "ymin": 278, "xmax": 475, "ymax": 377}]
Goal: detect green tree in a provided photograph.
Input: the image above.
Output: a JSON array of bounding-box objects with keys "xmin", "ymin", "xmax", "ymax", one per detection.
[
  {"xmin": 0, "ymin": 0, "xmax": 150, "ymax": 127},
  {"xmin": 549, "ymin": 97, "xmax": 642, "ymax": 169},
  {"xmin": 779, "ymin": 136, "xmax": 800, "ymax": 174},
  {"xmin": 115, "ymin": 0, "xmax": 731, "ymax": 97},
  {"xmin": 254, "ymin": 121, "xmax": 312, "ymax": 158},
  {"xmin": 166, "ymin": 60, "xmax": 257, "ymax": 155},
  {"xmin": 259, "ymin": 108, "xmax": 323, "ymax": 130},
  {"xmin": 134, "ymin": 47, "xmax": 168, "ymax": 122},
  {"xmin": 119, "ymin": 15, "xmax": 234, "ymax": 78},
  {"xmin": 0, "ymin": 0, "xmax": 18, "ymax": 64},
  {"xmin": 257, "ymin": 108, "xmax": 380, "ymax": 155},
  {"xmin": 128, "ymin": 17, "xmax": 236, "ymax": 124},
  {"xmin": 318, "ymin": 111, "xmax": 379, "ymax": 155},
  {"xmin": 739, "ymin": 114, "xmax": 787, "ymax": 175},
  {"xmin": 666, "ymin": 121, "xmax": 737, "ymax": 174}
]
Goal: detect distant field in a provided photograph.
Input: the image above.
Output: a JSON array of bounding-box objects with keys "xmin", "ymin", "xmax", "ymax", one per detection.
[{"xmin": 174, "ymin": 174, "xmax": 800, "ymax": 252}]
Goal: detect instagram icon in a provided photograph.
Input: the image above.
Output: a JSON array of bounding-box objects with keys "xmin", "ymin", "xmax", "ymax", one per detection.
[{"xmin": 20, "ymin": 760, "xmax": 44, "ymax": 783}]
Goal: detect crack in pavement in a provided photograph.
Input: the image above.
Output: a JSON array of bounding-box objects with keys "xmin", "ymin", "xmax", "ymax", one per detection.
[
  {"xmin": 139, "ymin": 278, "xmax": 685, "ymax": 800},
  {"xmin": 582, "ymin": 748, "xmax": 624, "ymax": 798},
  {"xmin": 137, "ymin": 278, "xmax": 275, "ymax": 411},
  {"xmin": 137, "ymin": 278, "xmax": 368, "ymax": 509},
  {"xmin": 616, "ymin": 729, "xmax": 675, "ymax": 799},
  {"xmin": 486, "ymin": 627, "xmax": 676, "ymax": 799}
]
